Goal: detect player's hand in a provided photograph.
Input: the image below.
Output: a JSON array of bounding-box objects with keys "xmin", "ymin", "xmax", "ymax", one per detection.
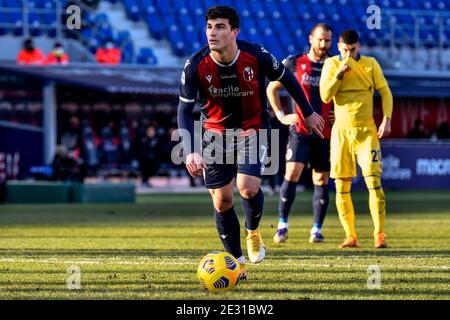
[
  {"xmin": 279, "ymin": 113, "xmax": 300, "ymax": 126},
  {"xmin": 305, "ymin": 112, "xmax": 325, "ymax": 139},
  {"xmin": 337, "ymin": 52, "xmax": 351, "ymax": 77},
  {"xmin": 186, "ymin": 152, "xmax": 206, "ymax": 177},
  {"xmin": 337, "ymin": 63, "xmax": 350, "ymax": 76},
  {"xmin": 328, "ymin": 109, "xmax": 335, "ymax": 125},
  {"xmin": 377, "ymin": 117, "xmax": 391, "ymax": 139}
]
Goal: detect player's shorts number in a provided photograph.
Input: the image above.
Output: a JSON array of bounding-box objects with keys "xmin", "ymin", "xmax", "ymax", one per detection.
[{"xmin": 371, "ymin": 149, "xmax": 381, "ymax": 163}]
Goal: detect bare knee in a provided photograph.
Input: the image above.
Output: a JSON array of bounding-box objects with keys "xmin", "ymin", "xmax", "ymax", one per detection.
[
  {"xmin": 285, "ymin": 170, "xmax": 300, "ymax": 182},
  {"xmin": 284, "ymin": 163, "xmax": 303, "ymax": 182},
  {"xmin": 213, "ymin": 195, "xmax": 234, "ymax": 212},
  {"xmin": 236, "ymin": 174, "xmax": 261, "ymax": 199},
  {"xmin": 238, "ymin": 186, "xmax": 259, "ymax": 199},
  {"xmin": 312, "ymin": 171, "xmax": 329, "ymax": 186}
]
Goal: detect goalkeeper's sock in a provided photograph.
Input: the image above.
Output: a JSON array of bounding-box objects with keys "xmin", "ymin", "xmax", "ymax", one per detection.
[
  {"xmin": 335, "ymin": 179, "xmax": 357, "ymax": 239},
  {"xmin": 214, "ymin": 206, "xmax": 242, "ymax": 259},
  {"xmin": 364, "ymin": 175, "xmax": 386, "ymax": 235}
]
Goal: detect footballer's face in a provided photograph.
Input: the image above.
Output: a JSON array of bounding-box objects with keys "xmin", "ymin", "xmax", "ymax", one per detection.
[
  {"xmin": 206, "ymin": 18, "xmax": 239, "ymax": 53},
  {"xmin": 309, "ymin": 28, "xmax": 332, "ymax": 60},
  {"xmin": 338, "ymin": 41, "xmax": 360, "ymax": 59}
]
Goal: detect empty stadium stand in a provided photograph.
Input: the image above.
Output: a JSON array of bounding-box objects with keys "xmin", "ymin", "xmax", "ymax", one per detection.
[{"xmin": 0, "ymin": 0, "xmax": 449, "ymax": 68}]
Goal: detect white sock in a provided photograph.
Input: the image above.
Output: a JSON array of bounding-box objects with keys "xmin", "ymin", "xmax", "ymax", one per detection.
[
  {"xmin": 278, "ymin": 221, "xmax": 288, "ymax": 230},
  {"xmin": 237, "ymin": 256, "xmax": 246, "ymax": 264},
  {"xmin": 311, "ymin": 226, "xmax": 321, "ymax": 234}
]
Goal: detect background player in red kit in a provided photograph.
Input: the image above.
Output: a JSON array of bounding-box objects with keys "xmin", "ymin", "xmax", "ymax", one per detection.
[
  {"xmin": 267, "ymin": 23, "xmax": 334, "ymax": 244},
  {"xmin": 177, "ymin": 6, "xmax": 324, "ymax": 279}
]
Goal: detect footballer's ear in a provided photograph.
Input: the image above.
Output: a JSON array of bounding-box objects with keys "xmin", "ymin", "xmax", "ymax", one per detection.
[{"xmin": 309, "ymin": 34, "xmax": 313, "ymax": 45}]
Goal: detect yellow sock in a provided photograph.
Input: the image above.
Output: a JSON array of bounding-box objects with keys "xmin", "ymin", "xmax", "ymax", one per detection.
[
  {"xmin": 335, "ymin": 179, "xmax": 357, "ymax": 239},
  {"xmin": 365, "ymin": 176, "xmax": 385, "ymax": 235}
]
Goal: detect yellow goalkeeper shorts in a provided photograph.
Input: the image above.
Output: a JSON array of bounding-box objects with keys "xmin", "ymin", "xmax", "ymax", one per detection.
[{"xmin": 330, "ymin": 124, "xmax": 382, "ymax": 179}]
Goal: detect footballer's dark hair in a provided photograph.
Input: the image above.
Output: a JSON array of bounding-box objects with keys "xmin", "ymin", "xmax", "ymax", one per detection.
[
  {"xmin": 310, "ymin": 23, "xmax": 333, "ymax": 35},
  {"xmin": 205, "ymin": 5, "xmax": 240, "ymax": 30},
  {"xmin": 339, "ymin": 30, "xmax": 359, "ymax": 44}
]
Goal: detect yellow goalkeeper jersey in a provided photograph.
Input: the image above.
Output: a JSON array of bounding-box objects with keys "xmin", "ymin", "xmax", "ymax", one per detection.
[{"xmin": 320, "ymin": 55, "xmax": 392, "ymax": 128}]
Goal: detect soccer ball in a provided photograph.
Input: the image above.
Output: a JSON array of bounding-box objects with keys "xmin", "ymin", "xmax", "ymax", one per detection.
[{"xmin": 197, "ymin": 251, "xmax": 240, "ymax": 292}]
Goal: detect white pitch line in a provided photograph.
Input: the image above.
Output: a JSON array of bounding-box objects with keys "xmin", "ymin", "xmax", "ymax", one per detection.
[{"xmin": 0, "ymin": 258, "xmax": 448, "ymax": 270}]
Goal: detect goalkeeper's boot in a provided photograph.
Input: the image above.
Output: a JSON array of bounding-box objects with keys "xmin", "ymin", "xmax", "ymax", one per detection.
[
  {"xmin": 339, "ymin": 236, "xmax": 360, "ymax": 248},
  {"xmin": 273, "ymin": 228, "xmax": 288, "ymax": 243},
  {"xmin": 238, "ymin": 263, "xmax": 247, "ymax": 281},
  {"xmin": 374, "ymin": 232, "xmax": 388, "ymax": 248},
  {"xmin": 246, "ymin": 229, "xmax": 266, "ymax": 263}
]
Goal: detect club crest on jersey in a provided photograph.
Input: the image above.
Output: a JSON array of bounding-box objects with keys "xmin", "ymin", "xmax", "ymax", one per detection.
[
  {"xmin": 205, "ymin": 75, "xmax": 213, "ymax": 83},
  {"xmin": 243, "ymin": 66, "xmax": 254, "ymax": 81},
  {"xmin": 301, "ymin": 64, "xmax": 307, "ymax": 70}
]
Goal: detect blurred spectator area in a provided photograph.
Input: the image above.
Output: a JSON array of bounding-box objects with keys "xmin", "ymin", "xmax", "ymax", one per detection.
[{"xmin": 54, "ymin": 85, "xmax": 180, "ymax": 180}]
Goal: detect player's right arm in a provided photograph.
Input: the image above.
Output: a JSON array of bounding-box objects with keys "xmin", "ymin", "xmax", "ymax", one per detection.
[
  {"xmin": 320, "ymin": 56, "xmax": 348, "ymax": 103},
  {"xmin": 177, "ymin": 59, "xmax": 206, "ymax": 177}
]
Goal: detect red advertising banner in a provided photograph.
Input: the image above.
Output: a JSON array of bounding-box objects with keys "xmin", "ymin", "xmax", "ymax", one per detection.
[{"xmin": 374, "ymin": 97, "xmax": 450, "ymax": 138}]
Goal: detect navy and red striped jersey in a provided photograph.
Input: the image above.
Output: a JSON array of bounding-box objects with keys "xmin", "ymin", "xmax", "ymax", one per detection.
[
  {"xmin": 180, "ymin": 40, "xmax": 286, "ymax": 133},
  {"xmin": 284, "ymin": 54, "xmax": 333, "ymax": 138}
]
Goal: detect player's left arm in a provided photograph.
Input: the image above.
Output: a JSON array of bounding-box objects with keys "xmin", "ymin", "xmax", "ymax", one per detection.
[{"xmin": 373, "ymin": 58, "xmax": 393, "ymax": 138}]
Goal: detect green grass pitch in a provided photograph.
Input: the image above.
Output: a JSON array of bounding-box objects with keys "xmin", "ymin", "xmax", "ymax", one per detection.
[{"xmin": 0, "ymin": 191, "xmax": 449, "ymax": 299}]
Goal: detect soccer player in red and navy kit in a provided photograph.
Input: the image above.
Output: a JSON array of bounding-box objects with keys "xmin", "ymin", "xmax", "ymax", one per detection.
[
  {"xmin": 177, "ymin": 6, "xmax": 324, "ymax": 279},
  {"xmin": 267, "ymin": 23, "xmax": 334, "ymax": 244}
]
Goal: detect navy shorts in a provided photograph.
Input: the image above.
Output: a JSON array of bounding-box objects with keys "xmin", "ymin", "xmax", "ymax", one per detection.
[
  {"xmin": 202, "ymin": 130, "xmax": 269, "ymax": 189},
  {"xmin": 285, "ymin": 127, "xmax": 330, "ymax": 172}
]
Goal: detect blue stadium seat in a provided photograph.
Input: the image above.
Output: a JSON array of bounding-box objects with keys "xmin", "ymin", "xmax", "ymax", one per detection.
[
  {"xmin": 0, "ymin": 12, "xmax": 6, "ymax": 36},
  {"xmin": 1, "ymin": 0, "xmax": 447, "ymax": 63},
  {"xmin": 146, "ymin": 13, "xmax": 164, "ymax": 40},
  {"xmin": 121, "ymin": 40, "xmax": 134, "ymax": 63},
  {"xmin": 124, "ymin": 0, "xmax": 140, "ymax": 21},
  {"xmin": 29, "ymin": 13, "xmax": 43, "ymax": 36}
]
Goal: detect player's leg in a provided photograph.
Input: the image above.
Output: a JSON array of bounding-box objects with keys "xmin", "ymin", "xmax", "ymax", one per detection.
[
  {"xmin": 355, "ymin": 126, "xmax": 387, "ymax": 248},
  {"xmin": 274, "ymin": 131, "xmax": 310, "ymax": 243},
  {"xmin": 310, "ymin": 170, "xmax": 329, "ymax": 243},
  {"xmin": 207, "ymin": 174, "xmax": 245, "ymax": 259},
  {"xmin": 208, "ymin": 178, "xmax": 248, "ymax": 278},
  {"xmin": 274, "ymin": 161, "xmax": 304, "ymax": 243},
  {"xmin": 335, "ymin": 178, "xmax": 359, "ymax": 247},
  {"xmin": 309, "ymin": 138, "xmax": 331, "ymax": 243},
  {"xmin": 236, "ymin": 173, "xmax": 266, "ymax": 263},
  {"xmin": 331, "ymin": 128, "xmax": 359, "ymax": 247},
  {"xmin": 236, "ymin": 132, "xmax": 268, "ymax": 263},
  {"xmin": 203, "ymin": 130, "xmax": 248, "ymax": 275}
]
